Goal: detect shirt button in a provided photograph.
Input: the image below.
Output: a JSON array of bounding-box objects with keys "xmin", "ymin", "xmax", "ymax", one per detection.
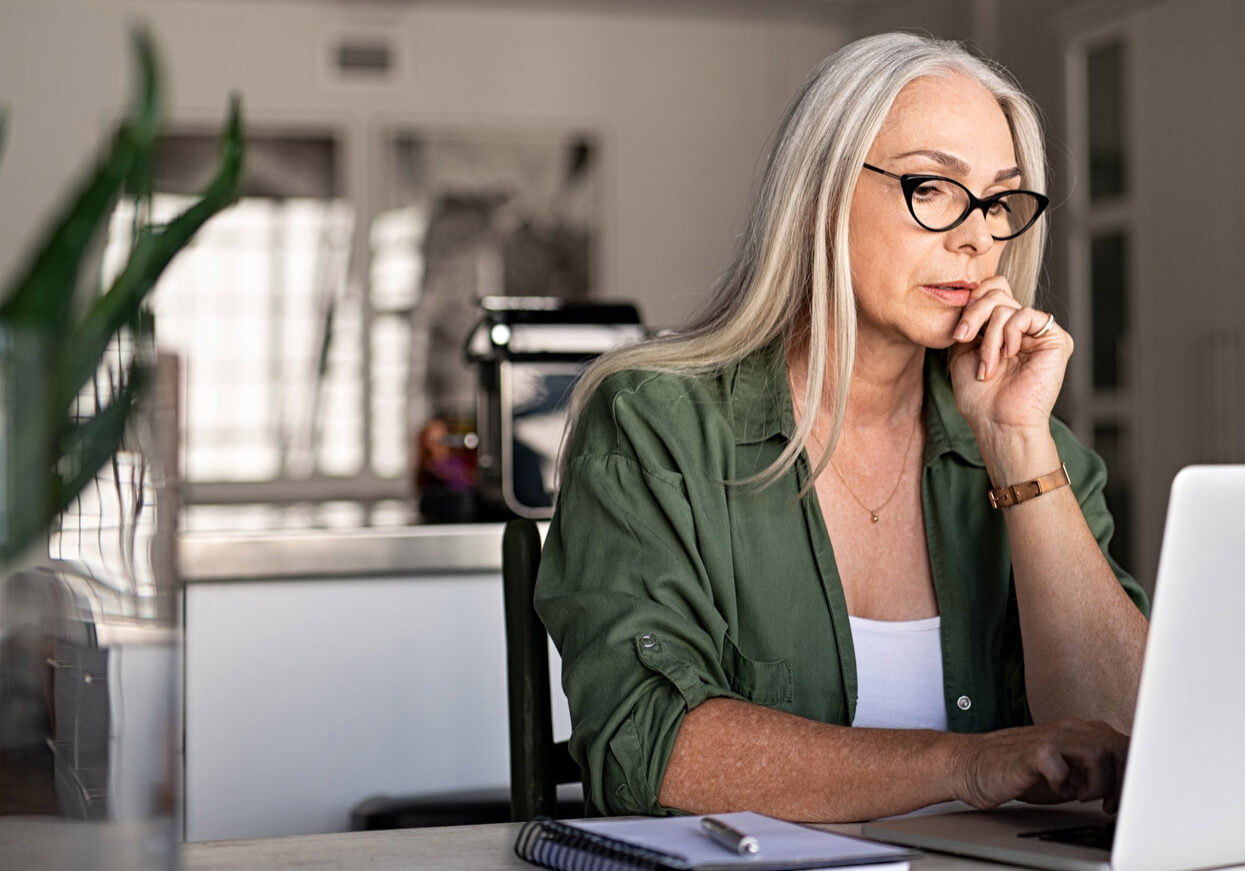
[
  {"xmin": 956, "ymin": 695, "xmax": 972, "ymax": 711},
  {"xmin": 639, "ymin": 634, "xmax": 656, "ymax": 648}
]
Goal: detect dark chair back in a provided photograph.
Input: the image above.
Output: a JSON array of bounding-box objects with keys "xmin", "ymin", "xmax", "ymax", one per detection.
[{"xmin": 502, "ymin": 518, "xmax": 582, "ymax": 821}]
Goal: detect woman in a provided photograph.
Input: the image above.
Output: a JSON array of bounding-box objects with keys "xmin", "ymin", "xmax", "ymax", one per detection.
[{"xmin": 535, "ymin": 32, "xmax": 1149, "ymax": 822}]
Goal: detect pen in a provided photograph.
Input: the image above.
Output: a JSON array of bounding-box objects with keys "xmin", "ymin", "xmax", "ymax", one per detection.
[{"xmin": 700, "ymin": 816, "xmax": 761, "ymax": 856}]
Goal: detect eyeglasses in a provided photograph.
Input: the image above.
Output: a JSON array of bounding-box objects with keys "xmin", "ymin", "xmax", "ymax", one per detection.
[{"xmin": 861, "ymin": 163, "xmax": 1049, "ymax": 241}]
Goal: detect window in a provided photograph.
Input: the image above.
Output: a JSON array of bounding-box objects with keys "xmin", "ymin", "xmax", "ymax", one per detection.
[
  {"xmin": 99, "ymin": 132, "xmax": 404, "ymax": 533},
  {"xmin": 1066, "ymin": 31, "xmax": 1136, "ymax": 568},
  {"xmin": 98, "ymin": 126, "xmax": 600, "ymax": 533}
]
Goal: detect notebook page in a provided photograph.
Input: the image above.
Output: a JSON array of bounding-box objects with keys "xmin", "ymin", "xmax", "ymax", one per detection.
[{"xmin": 571, "ymin": 811, "xmax": 915, "ymax": 868}]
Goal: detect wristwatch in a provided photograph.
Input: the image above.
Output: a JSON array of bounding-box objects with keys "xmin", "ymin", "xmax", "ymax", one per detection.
[{"xmin": 987, "ymin": 463, "xmax": 1070, "ymax": 509}]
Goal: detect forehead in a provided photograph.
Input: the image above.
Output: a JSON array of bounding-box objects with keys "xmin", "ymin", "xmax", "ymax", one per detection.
[{"xmin": 869, "ymin": 72, "xmax": 1016, "ymax": 172}]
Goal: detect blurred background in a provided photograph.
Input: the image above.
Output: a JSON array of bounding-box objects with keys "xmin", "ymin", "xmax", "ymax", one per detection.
[{"xmin": 1, "ymin": 0, "xmax": 1241, "ymax": 845}]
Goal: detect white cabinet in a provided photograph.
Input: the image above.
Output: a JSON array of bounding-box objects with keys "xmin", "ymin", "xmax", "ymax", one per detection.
[{"xmin": 184, "ymin": 569, "xmax": 569, "ymax": 842}]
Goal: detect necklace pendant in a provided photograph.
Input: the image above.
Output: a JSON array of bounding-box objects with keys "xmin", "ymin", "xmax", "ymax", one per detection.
[{"xmin": 870, "ymin": 512, "xmax": 879, "ymax": 523}]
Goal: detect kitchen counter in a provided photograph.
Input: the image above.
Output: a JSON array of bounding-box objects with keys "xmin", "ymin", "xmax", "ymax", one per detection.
[
  {"xmin": 178, "ymin": 519, "xmax": 565, "ymax": 842},
  {"xmin": 179, "ymin": 522, "xmax": 516, "ymax": 582}
]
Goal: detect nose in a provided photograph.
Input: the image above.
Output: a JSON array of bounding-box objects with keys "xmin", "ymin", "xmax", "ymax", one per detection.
[{"xmin": 945, "ymin": 206, "xmax": 995, "ymax": 256}]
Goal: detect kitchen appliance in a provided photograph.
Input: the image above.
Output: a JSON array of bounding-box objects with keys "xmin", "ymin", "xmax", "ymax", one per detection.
[{"xmin": 466, "ymin": 296, "xmax": 644, "ymax": 519}]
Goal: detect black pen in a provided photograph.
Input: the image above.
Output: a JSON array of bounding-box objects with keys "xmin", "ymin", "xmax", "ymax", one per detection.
[{"xmin": 700, "ymin": 816, "xmax": 761, "ymax": 855}]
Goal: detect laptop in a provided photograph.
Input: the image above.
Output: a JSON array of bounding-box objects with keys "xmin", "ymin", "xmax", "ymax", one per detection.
[{"xmin": 863, "ymin": 465, "xmax": 1245, "ymax": 871}]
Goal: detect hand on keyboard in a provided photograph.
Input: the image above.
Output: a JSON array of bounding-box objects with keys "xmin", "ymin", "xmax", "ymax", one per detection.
[{"xmin": 946, "ymin": 719, "xmax": 1128, "ymax": 813}]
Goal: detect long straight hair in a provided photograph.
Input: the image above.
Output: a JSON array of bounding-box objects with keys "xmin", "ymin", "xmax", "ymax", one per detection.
[{"xmin": 565, "ymin": 32, "xmax": 1047, "ymax": 486}]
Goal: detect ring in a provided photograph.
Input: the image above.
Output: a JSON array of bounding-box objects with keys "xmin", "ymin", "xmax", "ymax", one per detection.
[{"xmin": 1034, "ymin": 312, "xmax": 1056, "ymax": 338}]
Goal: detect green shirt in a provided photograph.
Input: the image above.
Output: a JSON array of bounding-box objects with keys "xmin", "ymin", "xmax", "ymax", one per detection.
[{"xmin": 535, "ymin": 344, "xmax": 1147, "ymax": 817}]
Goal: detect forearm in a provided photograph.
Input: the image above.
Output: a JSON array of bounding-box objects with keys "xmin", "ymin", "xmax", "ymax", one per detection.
[
  {"xmin": 977, "ymin": 429, "xmax": 1148, "ymax": 732},
  {"xmin": 656, "ymin": 698, "xmax": 962, "ymax": 822}
]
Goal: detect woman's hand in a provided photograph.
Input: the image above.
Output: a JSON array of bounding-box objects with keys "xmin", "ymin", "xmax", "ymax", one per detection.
[
  {"xmin": 948, "ymin": 276, "xmax": 1073, "ymax": 438},
  {"xmin": 949, "ymin": 720, "xmax": 1129, "ymax": 813}
]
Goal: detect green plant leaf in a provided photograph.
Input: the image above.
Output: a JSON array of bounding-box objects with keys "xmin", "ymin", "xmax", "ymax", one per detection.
[
  {"xmin": 1, "ymin": 32, "xmax": 244, "ymax": 562},
  {"xmin": 0, "ymin": 327, "xmax": 54, "ymax": 561},
  {"xmin": 0, "ymin": 30, "xmax": 161, "ymax": 327},
  {"xmin": 48, "ymin": 360, "xmax": 147, "ymax": 525},
  {"xmin": 127, "ymin": 30, "xmax": 162, "ymax": 157},
  {"xmin": 57, "ymin": 95, "xmax": 245, "ymax": 412},
  {"xmin": 124, "ymin": 32, "xmax": 161, "ymax": 210}
]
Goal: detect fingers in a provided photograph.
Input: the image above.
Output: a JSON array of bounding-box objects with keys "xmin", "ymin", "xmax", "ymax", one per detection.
[
  {"xmin": 952, "ymin": 281, "xmax": 1018, "ymax": 348},
  {"xmin": 949, "ymin": 277, "xmax": 1067, "ymax": 382},
  {"xmin": 1103, "ymin": 744, "xmax": 1126, "ymax": 814},
  {"xmin": 958, "ymin": 304, "xmax": 1064, "ymax": 381},
  {"xmin": 951, "ymin": 281, "xmax": 1020, "ymax": 381},
  {"xmin": 1042, "ymin": 721, "xmax": 1129, "ymax": 810},
  {"xmin": 960, "ymin": 720, "xmax": 1130, "ymax": 812},
  {"xmin": 1001, "ymin": 309, "xmax": 1062, "ymax": 363},
  {"xmin": 1031, "ymin": 744, "xmax": 1073, "ymax": 798},
  {"xmin": 977, "ymin": 303, "xmax": 1021, "ymax": 381},
  {"xmin": 1089, "ymin": 724, "xmax": 1128, "ymax": 813}
]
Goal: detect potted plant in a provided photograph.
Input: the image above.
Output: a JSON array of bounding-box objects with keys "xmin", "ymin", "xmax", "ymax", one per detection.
[{"xmin": 0, "ymin": 29, "xmax": 244, "ymax": 866}]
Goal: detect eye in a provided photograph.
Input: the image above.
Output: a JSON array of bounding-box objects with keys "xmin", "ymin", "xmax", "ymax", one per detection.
[
  {"xmin": 987, "ymin": 198, "xmax": 1012, "ymax": 216},
  {"xmin": 910, "ymin": 178, "xmax": 955, "ymax": 200}
]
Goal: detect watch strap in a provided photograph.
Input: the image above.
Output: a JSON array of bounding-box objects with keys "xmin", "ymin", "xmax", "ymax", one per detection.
[{"xmin": 988, "ymin": 463, "xmax": 1070, "ymax": 509}]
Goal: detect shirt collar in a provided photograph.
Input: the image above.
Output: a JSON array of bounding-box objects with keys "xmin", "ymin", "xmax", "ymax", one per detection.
[
  {"xmin": 728, "ymin": 341, "xmax": 792, "ymax": 445},
  {"xmin": 729, "ymin": 344, "xmax": 985, "ymax": 468},
  {"xmin": 922, "ymin": 352, "xmax": 985, "ymax": 468}
]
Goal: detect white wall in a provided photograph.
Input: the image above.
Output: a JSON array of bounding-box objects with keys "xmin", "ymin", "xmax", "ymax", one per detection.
[{"xmin": 0, "ymin": 0, "xmax": 847, "ymax": 328}]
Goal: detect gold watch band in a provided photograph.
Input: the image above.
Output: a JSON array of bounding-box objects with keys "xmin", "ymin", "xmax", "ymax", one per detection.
[{"xmin": 987, "ymin": 463, "xmax": 1070, "ymax": 509}]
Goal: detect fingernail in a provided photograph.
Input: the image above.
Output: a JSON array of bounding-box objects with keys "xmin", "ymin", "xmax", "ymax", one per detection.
[
  {"xmin": 954, "ymin": 322, "xmax": 970, "ymax": 341},
  {"xmin": 977, "ymin": 361, "xmax": 986, "ymax": 381}
]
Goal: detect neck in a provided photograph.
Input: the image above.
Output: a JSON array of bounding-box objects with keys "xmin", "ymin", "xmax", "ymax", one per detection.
[
  {"xmin": 788, "ymin": 330, "xmax": 925, "ymax": 433},
  {"xmin": 846, "ymin": 334, "xmax": 925, "ymax": 429}
]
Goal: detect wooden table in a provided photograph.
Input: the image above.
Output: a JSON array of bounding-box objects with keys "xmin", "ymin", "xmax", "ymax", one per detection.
[
  {"xmin": 183, "ymin": 822, "xmax": 526, "ymax": 870},
  {"xmin": 182, "ymin": 820, "xmax": 1018, "ymax": 871}
]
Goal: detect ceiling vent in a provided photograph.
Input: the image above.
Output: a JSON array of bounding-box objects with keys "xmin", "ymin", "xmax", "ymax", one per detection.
[{"xmin": 333, "ymin": 38, "xmax": 394, "ymax": 78}]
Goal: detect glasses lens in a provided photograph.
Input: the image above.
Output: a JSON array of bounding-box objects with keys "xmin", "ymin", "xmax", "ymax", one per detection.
[
  {"xmin": 988, "ymin": 191, "xmax": 1042, "ymax": 239},
  {"xmin": 907, "ymin": 177, "xmax": 970, "ymax": 232},
  {"xmin": 903, "ymin": 174, "xmax": 1044, "ymax": 238}
]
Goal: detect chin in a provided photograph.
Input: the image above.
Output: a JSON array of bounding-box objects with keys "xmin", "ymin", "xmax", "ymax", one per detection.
[
  {"xmin": 906, "ymin": 321, "xmax": 958, "ymax": 351},
  {"xmin": 922, "ymin": 334, "xmax": 958, "ymax": 351}
]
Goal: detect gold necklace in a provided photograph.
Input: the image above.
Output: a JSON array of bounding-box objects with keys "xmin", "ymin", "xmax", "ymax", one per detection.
[{"xmin": 829, "ymin": 412, "xmax": 920, "ymax": 523}]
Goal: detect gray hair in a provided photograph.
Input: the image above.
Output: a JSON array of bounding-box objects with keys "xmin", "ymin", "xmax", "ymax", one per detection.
[{"xmin": 565, "ymin": 31, "xmax": 1047, "ymax": 487}]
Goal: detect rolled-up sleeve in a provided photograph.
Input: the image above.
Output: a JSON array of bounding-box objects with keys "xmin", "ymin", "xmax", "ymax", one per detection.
[{"xmin": 534, "ymin": 375, "xmax": 742, "ymax": 816}]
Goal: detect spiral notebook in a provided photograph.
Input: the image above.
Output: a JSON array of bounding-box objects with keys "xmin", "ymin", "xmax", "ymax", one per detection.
[{"xmin": 514, "ymin": 811, "xmax": 918, "ymax": 871}]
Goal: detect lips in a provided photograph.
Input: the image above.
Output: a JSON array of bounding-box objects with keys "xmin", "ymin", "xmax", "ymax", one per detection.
[{"xmin": 921, "ymin": 280, "xmax": 977, "ymax": 307}]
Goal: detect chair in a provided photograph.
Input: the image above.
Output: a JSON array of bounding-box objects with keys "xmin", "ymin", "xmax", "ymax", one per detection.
[{"xmin": 502, "ymin": 518, "xmax": 582, "ymax": 821}]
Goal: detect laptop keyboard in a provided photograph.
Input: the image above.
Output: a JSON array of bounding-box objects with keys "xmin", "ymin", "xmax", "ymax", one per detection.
[{"xmin": 1018, "ymin": 822, "xmax": 1116, "ymax": 851}]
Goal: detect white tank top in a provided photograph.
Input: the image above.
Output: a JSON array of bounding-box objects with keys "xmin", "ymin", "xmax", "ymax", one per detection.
[{"xmin": 848, "ymin": 615, "xmax": 948, "ymax": 731}]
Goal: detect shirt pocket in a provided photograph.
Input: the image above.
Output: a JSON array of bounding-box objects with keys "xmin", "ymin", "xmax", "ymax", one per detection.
[{"xmin": 721, "ymin": 634, "xmax": 794, "ymax": 709}]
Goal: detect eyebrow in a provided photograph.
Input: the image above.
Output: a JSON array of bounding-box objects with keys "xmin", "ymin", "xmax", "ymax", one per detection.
[{"xmin": 891, "ymin": 149, "xmax": 1022, "ymax": 183}]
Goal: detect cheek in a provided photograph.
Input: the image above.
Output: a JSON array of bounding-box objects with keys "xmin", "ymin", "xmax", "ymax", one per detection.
[
  {"xmin": 848, "ymin": 219, "xmax": 923, "ymax": 293},
  {"xmin": 847, "ymin": 203, "xmax": 902, "ymax": 287}
]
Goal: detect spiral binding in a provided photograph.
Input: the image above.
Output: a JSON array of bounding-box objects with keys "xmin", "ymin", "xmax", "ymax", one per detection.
[{"xmin": 514, "ymin": 817, "xmax": 693, "ymax": 871}]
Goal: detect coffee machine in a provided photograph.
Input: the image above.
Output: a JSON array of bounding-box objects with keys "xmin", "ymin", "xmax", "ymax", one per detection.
[{"xmin": 466, "ymin": 296, "xmax": 644, "ymax": 519}]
